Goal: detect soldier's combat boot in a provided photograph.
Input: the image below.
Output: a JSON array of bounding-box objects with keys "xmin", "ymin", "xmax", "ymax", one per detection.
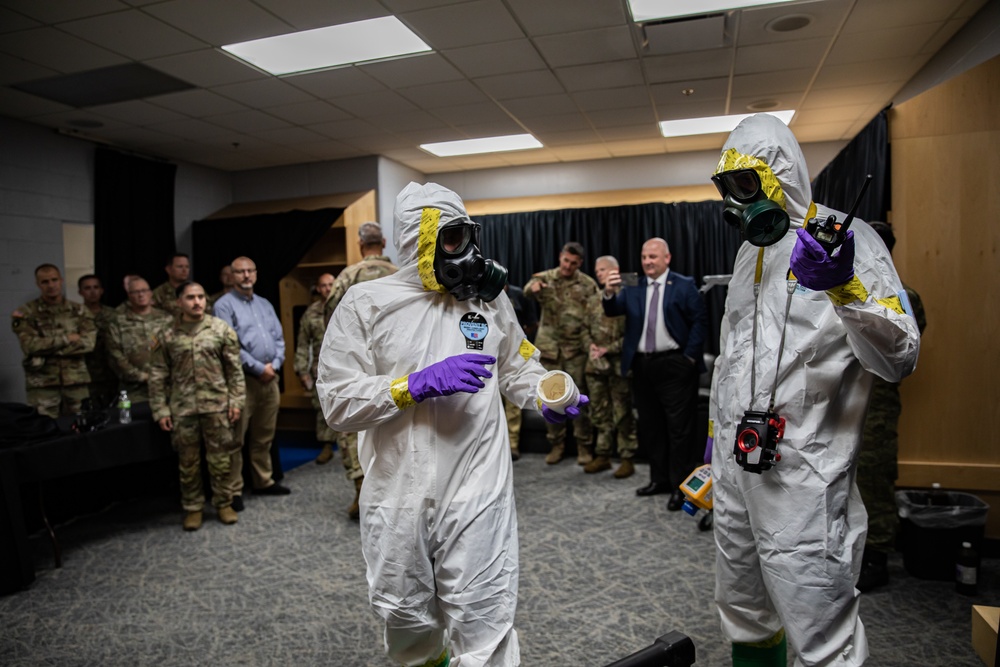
[
  {"xmin": 584, "ymin": 455, "xmax": 612, "ymax": 474},
  {"xmin": 545, "ymin": 443, "xmax": 565, "ymax": 464},
  {"xmin": 510, "ymin": 446, "xmax": 521, "ymax": 461},
  {"xmin": 218, "ymin": 506, "xmax": 239, "ymax": 525},
  {"xmin": 576, "ymin": 444, "xmax": 594, "ymax": 465},
  {"xmin": 857, "ymin": 548, "xmax": 889, "ymax": 592},
  {"xmin": 348, "ymin": 476, "xmax": 363, "ymax": 520},
  {"xmin": 613, "ymin": 459, "xmax": 635, "ymax": 479},
  {"xmin": 183, "ymin": 511, "xmax": 203, "ymax": 532},
  {"xmin": 315, "ymin": 443, "xmax": 334, "ymax": 465}
]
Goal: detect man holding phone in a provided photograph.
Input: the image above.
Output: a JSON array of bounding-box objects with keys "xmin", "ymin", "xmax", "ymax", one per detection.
[{"xmin": 602, "ymin": 238, "xmax": 707, "ymax": 508}]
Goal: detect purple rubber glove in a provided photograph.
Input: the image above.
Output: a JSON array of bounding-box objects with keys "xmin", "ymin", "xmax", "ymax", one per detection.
[
  {"xmin": 408, "ymin": 354, "xmax": 495, "ymax": 403},
  {"xmin": 704, "ymin": 435, "xmax": 713, "ymax": 465},
  {"xmin": 542, "ymin": 395, "xmax": 589, "ymax": 424},
  {"xmin": 790, "ymin": 227, "xmax": 856, "ymax": 291}
]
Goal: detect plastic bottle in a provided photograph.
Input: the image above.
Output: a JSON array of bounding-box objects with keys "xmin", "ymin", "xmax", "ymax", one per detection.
[
  {"xmin": 956, "ymin": 541, "xmax": 979, "ymax": 596},
  {"xmin": 928, "ymin": 482, "xmax": 946, "ymax": 506},
  {"xmin": 117, "ymin": 390, "xmax": 132, "ymax": 424}
]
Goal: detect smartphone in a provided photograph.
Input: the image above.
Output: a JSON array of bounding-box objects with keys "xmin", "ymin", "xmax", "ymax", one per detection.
[{"xmin": 620, "ymin": 272, "xmax": 640, "ymax": 287}]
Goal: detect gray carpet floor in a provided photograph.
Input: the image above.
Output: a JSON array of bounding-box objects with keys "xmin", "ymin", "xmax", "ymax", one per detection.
[{"xmin": 1, "ymin": 453, "xmax": 995, "ymax": 666}]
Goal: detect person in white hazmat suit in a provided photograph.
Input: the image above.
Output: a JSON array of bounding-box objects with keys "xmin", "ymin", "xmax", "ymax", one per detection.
[
  {"xmin": 317, "ymin": 182, "xmax": 587, "ymax": 667},
  {"xmin": 707, "ymin": 114, "xmax": 920, "ymax": 666}
]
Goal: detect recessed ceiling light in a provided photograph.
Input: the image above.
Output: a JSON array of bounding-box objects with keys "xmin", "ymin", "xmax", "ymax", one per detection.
[
  {"xmin": 221, "ymin": 16, "xmax": 432, "ymax": 76},
  {"xmin": 659, "ymin": 110, "xmax": 795, "ymax": 137},
  {"xmin": 766, "ymin": 14, "xmax": 813, "ymax": 32},
  {"xmin": 420, "ymin": 134, "xmax": 543, "ymax": 157},
  {"xmin": 746, "ymin": 99, "xmax": 781, "ymax": 111},
  {"xmin": 628, "ymin": 0, "xmax": 798, "ymax": 22},
  {"xmin": 681, "ymin": 88, "xmax": 695, "ymax": 96}
]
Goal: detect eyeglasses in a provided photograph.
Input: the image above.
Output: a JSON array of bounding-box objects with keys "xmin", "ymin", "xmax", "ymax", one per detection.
[{"xmin": 128, "ymin": 288, "xmax": 152, "ymax": 295}]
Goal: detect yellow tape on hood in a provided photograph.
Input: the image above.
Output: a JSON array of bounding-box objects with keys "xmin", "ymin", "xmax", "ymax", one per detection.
[
  {"xmin": 418, "ymin": 207, "xmax": 447, "ymax": 294},
  {"xmin": 715, "ymin": 147, "xmax": 788, "ymax": 213}
]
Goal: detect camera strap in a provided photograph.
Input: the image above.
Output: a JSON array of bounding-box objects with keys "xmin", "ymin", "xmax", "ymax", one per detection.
[{"xmin": 749, "ymin": 248, "xmax": 798, "ymax": 412}]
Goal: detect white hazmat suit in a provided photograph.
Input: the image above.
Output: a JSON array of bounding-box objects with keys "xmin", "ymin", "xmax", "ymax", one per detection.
[
  {"xmin": 709, "ymin": 115, "xmax": 920, "ymax": 666},
  {"xmin": 317, "ymin": 182, "xmax": 548, "ymax": 667}
]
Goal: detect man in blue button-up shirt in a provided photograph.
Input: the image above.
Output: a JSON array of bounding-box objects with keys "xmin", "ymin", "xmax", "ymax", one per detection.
[{"xmin": 213, "ymin": 256, "xmax": 290, "ymax": 506}]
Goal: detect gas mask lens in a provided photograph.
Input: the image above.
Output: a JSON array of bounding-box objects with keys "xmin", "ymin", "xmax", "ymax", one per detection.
[
  {"xmin": 712, "ymin": 169, "xmax": 761, "ymax": 202},
  {"xmin": 713, "ymin": 168, "xmax": 789, "ymax": 247},
  {"xmin": 439, "ymin": 223, "xmax": 473, "ymax": 256},
  {"xmin": 433, "ymin": 220, "xmax": 508, "ymax": 302}
]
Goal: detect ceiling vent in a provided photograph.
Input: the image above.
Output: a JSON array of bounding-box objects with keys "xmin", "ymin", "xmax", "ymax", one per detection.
[
  {"xmin": 12, "ymin": 63, "xmax": 194, "ymax": 108},
  {"xmin": 639, "ymin": 13, "xmax": 730, "ymax": 55}
]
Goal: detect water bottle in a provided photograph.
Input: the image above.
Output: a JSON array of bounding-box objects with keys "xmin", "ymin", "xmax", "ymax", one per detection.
[
  {"xmin": 927, "ymin": 482, "xmax": 947, "ymax": 506},
  {"xmin": 956, "ymin": 541, "xmax": 979, "ymax": 596},
  {"xmin": 117, "ymin": 390, "xmax": 132, "ymax": 424}
]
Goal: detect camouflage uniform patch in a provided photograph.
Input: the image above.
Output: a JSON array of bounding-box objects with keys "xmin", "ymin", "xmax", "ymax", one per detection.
[
  {"xmin": 106, "ymin": 308, "xmax": 173, "ymax": 403},
  {"xmin": 151, "ymin": 281, "xmax": 183, "ymax": 318},
  {"xmin": 586, "ymin": 297, "xmax": 637, "ymax": 459},
  {"xmin": 172, "ymin": 412, "xmax": 238, "ymax": 511},
  {"xmin": 294, "ymin": 299, "xmax": 338, "ymax": 443}
]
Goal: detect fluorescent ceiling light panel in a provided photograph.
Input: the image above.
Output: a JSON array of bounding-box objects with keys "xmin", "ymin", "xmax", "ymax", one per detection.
[
  {"xmin": 221, "ymin": 17, "xmax": 431, "ymax": 75},
  {"xmin": 629, "ymin": 0, "xmax": 798, "ymax": 22},
  {"xmin": 420, "ymin": 134, "xmax": 543, "ymax": 157},
  {"xmin": 659, "ymin": 110, "xmax": 795, "ymax": 137}
]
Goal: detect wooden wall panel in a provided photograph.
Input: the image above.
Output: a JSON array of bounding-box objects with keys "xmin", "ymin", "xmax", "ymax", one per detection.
[
  {"xmin": 890, "ymin": 56, "xmax": 1000, "ymax": 535},
  {"xmin": 465, "ymin": 184, "xmax": 719, "ymax": 216}
]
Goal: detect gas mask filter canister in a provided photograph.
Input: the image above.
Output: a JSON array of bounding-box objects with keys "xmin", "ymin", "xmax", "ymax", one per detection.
[
  {"xmin": 712, "ymin": 168, "xmax": 789, "ymax": 247},
  {"xmin": 434, "ymin": 220, "xmax": 508, "ymax": 302}
]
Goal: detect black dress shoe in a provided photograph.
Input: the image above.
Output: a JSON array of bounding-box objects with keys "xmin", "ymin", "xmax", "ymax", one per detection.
[
  {"xmin": 636, "ymin": 482, "xmax": 670, "ymax": 497},
  {"xmin": 230, "ymin": 495, "xmax": 244, "ymax": 512},
  {"xmin": 666, "ymin": 489, "xmax": 685, "ymax": 511},
  {"xmin": 254, "ymin": 483, "xmax": 291, "ymax": 496}
]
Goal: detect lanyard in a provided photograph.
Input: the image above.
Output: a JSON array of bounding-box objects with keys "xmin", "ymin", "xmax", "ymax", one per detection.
[{"xmin": 749, "ymin": 247, "xmax": 798, "ymax": 412}]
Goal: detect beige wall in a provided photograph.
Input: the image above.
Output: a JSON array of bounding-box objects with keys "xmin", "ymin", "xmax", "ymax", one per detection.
[{"xmin": 889, "ymin": 55, "xmax": 1000, "ymax": 536}]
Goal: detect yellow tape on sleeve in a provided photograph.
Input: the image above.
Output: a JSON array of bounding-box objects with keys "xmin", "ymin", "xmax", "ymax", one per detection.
[
  {"xmin": 875, "ymin": 295, "xmax": 905, "ymax": 315},
  {"xmin": 708, "ymin": 419, "xmax": 714, "ymax": 439},
  {"xmin": 518, "ymin": 338, "xmax": 537, "ymax": 361},
  {"xmin": 826, "ymin": 275, "xmax": 869, "ymax": 306},
  {"xmin": 390, "ymin": 375, "xmax": 417, "ymax": 410}
]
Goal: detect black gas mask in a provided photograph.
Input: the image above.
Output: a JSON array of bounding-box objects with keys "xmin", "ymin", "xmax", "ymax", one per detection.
[
  {"xmin": 433, "ymin": 220, "xmax": 508, "ymax": 302},
  {"xmin": 712, "ymin": 168, "xmax": 789, "ymax": 247}
]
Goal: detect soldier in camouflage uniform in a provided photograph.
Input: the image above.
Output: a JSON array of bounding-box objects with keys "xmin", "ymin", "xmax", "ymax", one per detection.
[
  {"xmin": 149, "ymin": 281, "xmax": 245, "ymax": 531},
  {"xmin": 524, "ymin": 242, "xmax": 597, "ymax": 464},
  {"xmin": 12, "ymin": 264, "xmax": 96, "ymax": 418},
  {"xmin": 323, "ymin": 222, "xmax": 398, "ymax": 519},
  {"xmin": 78, "ymin": 274, "xmax": 117, "ymax": 408},
  {"xmin": 106, "ymin": 277, "xmax": 173, "ymax": 403},
  {"xmin": 857, "ymin": 221, "xmax": 928, "ymax": 591},
  {"xmin": 293, "ymin": 273, "xmax": 340, "ymax": 465},
  {"xmin": 207, "ymin": 264, "xmax": 234, "ymax": 311},
  {"xmin": 152, "ymin": 253, "xmax": 191, "ymax": 319},
  {"xmin": 583, "ymin": 256, "xmax": 638, "ymax": 479}
]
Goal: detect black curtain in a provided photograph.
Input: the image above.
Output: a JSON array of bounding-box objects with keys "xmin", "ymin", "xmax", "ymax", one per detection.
[
  {"xmin": 191, "ymin": 208, "xmax": 344, "ymax": 307},
  {"xmin": 474, "ymin": 200, "xmax": 741, "ymax": 355},
  {"xmin": 811, "ymin": 108, "xmax": 890, "ymax": 222},
  {"xmin": 94, "ymin": 148, "xmax": 177, "ymax": 306}
]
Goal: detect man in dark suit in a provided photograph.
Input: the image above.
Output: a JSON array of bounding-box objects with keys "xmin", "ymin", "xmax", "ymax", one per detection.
[{"xmin": 602, "ymin": 237, "xmax": 707, "ymax": 509}]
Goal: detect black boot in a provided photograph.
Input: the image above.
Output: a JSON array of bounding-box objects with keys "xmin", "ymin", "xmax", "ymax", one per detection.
[{"xmin": 857, "ymin": 548, "xmax": 889, "ymax": 592}]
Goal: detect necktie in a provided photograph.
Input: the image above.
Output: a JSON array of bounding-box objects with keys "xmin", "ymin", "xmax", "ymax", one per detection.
[{"xmin": 645, "ymin": 281, "xmax": 659, "ymax": 353}]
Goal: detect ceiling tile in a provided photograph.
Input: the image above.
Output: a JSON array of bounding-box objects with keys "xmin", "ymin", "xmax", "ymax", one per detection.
[
  {"xmin": 502, "ymin": 94, "xmax": 579, "ymax": 118},
  {"xmin": 0, "ymin": 7, "xmax": 41, "ymax": 33},
  {"xmin": 147, "ymin": 49, "xmax": 267, "ymax": 87},
  {"xmin": 367, "ymin": 109, "xmax": 450, "ymax": 133},
  {"xmin": 556, "ymin": 61, "xmax": 645, "ymax": 92},
  {"xmin": 499, "ymin": 148, "xmax": 560, "ymax": 166},
  {"xmin": 149, "ymin": 116, "xmax": 234, "ymax": 140},
  {"xmin": 813, "ymin": 57, "xmax": 928, "ymax": 89},
  {"xmin": 30, "ymin": 109, "xmax": 131, "ymax": 131},
  {"xmin": 606, "ymin": 138, "xmax": 667, "ymax": 158},
  {"xmin": 264, "ymin": 99, "xmax": 351, "ymax": 125},
  {"xmin": 397, "ymin": 128, "xmax": 467, "ymax": 145},
  {"xmin": 295, "ymin": 138, "xmax": 367, "ymax": 160},
  {"xmin": 397, "ymin": 80, "xmax": 489, "ymax": 109},
  {"xmin": 789, "ymin": 120, "xmax": 854, "ymax": 143},
  {"xmin": 598, "ymin": 124, "xmax": 662, "ymax": 141},
  {"xmin": 729, "ymin": 95, "xmax": 802, "ymax": 115},
  {"xmin": 285, "ymin": 67, "xmax": 387, "ymax": 99},
  {"xmin": 400, "ymin": 0, "xmax": 525, "ymax": 50},
  {"xmin": 736, "ymin": 0, "xmax": 851, "ymax": 46},
  {"xmin": 826, "ymin": 23, "xmax": 942, "ymax": 64},
  {"xmin": 59, "ymin": 10, "xmax": 207, "ymax": 60},
  {"xmin": 586, "ymin": 106, "xmax": 657, "ymax": 129},
  {"xmin": 505, "ymin": 0, "xmax": 627, "ymax": 37},
  {"xmin": 89, "ymin": 99, "xmax": 187, "ymax": 124},
  {"xmin": 90, "ymin": 124, "xmax": 179, "ymax": 145},
  {"xmin": 453, "ymin": 118, "xmax": 525, "ymax": 137},
  {"xmin": 843, "ymin": 0, "xmax": 970, "ymax": 32},
  {"xmin": 521, "ymin": 113, "xmax": 592, "ymax": 133},
  {"xmin": 0, "ymin": 27, "xmax": 127, "ymax": 73},
  {"xmin": 732, "ymin": 68, "xmax": 814, "ymax": 98},
  {"xmin": 0, "ymin": 51, "xmax": 58, "ymax": 85},
  {"xmin": 442, "ymin": 40, "xmax": 546, "ymax": 78},
  {"xmin": 143, "ymin": 0, "xmax": 294, "ymax": 46},
  {"xmin": 334, "ymin": 90, "xmax": 418, "ymax": 117},
  {"xmin": 214, "ymin": 78, "xmax": 315, "ymax": 108},
  {"xmin": 653, "ymin": 98, "xmax": 728, "ymax": 121},
  {"xmin": 360, "ymin": 53, "xmax": 465, "ymax": 89},
  {"xmin": 734, "ymin": 37, "xmax": 830, "ymax": 75},
  {"xmin": 432, "ymin": 101, "xmax": 512, "ymax": 125},
  {"xmin": 663, "ymin": 133, "xmax": 728, "ymax": 154},
  {"xmin": 572, "ymin": 86, "xmax": 650, "ymax": 112},
  {"xmin": 650, "ymin": 78, "xmax": 729, "ymax": 105},
  {"xmin": 793, "ymin": 104, "xmax": 872, "ymax": 125},
  {"xmin": 534, "ymin": 26, "xmax": 637, "ymax": 68},
  {"xmin": 204, "ymin": 109, "xmax": 291, "ymax": 133},
  {"xmin": 920, "ymin": 18, "xmax": 968, "ymax": 55},
  {"xmin": 383, "ymin": 0, "xmax": 470, "ymax": 12},
  {"xmin": 642, "ymin": 49, "xmax": 732, "ymax": 83},
  {"xmin": 252, "ymin": 0, "xmax": 388, "ymax": 30},
  {"xmin": 474, "ymin": 70, "xmax": 564, "ymax": 100},
  {"xmin": 147, "ymin": 89, "xmax": 247, "ymax": 116},
  {"xmin": 799, "ymin": 82, "xmax": 901, "ymax": 109},
  {"xmin": 0, "ymin": 0, "xmax": 127, "ymax": 23},
  {"xmin": 345, "ymin": 134, "xmax": 418, "ymax": 152},
  {"xmin": 549, "ymin": 144, "xmax": 612, "ymax": 160},
  {"xmin": 309, "ymin": 118, "xmax": 382, "ymax": 140}
]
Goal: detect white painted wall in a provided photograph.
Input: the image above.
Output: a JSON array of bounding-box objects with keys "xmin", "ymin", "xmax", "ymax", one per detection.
[
  {"xmin": 377, "ymin": 157, "xmax": 425, "ymax": 264},
  {"xmin": 175, "ymin": 162, "xmax": 231, "ymax": 258}
]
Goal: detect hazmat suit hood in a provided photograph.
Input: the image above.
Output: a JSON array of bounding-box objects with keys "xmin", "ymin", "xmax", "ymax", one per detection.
[
  {"xmin": 717, "ymin": 113, "xmax": 816, "ymax": 227},
  {"xmin": 393, "ymin": 181, "xmax": 471, "ymax": 283}
]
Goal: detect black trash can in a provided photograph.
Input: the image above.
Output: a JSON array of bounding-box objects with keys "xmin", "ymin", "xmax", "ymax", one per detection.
[{"xmin": 895, "ymin": 490, "xmax": 989, "ymax": 581}]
